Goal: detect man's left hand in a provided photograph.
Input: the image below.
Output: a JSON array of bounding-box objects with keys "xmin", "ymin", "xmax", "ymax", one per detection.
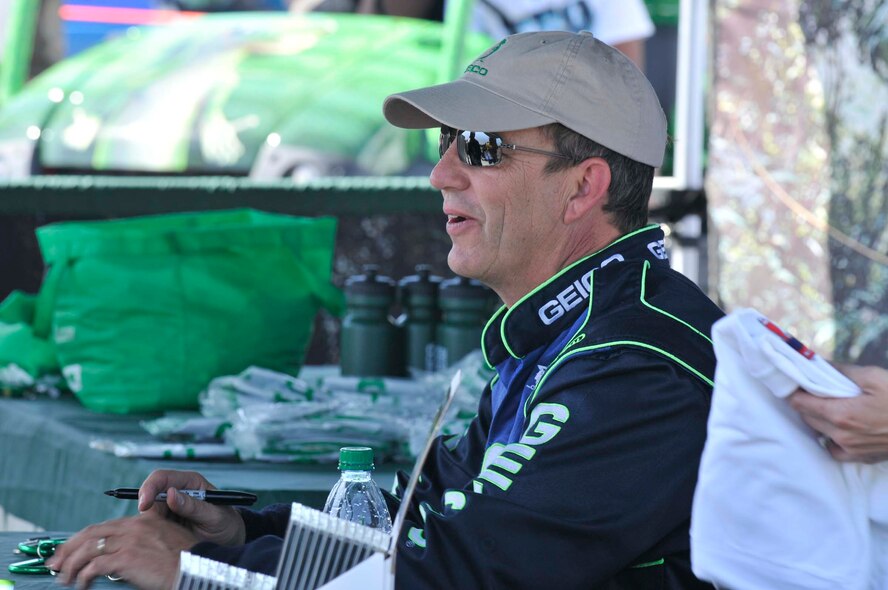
[
  {"xmin": 789, "ymin": 364, "xmax": 888, "ymax": 463},
  {"xmin": 46, "ymin": 511, "xmax": 197, "ymax": 590}
]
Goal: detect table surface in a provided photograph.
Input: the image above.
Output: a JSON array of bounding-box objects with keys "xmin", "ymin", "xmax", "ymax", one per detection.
[
  {"xmin": 0, "ymin": 532, "xmax": 131, "ymax": 589},
  {"xmin": 0, "ymin": 392, "xmax": 404, "ymax": 532}
]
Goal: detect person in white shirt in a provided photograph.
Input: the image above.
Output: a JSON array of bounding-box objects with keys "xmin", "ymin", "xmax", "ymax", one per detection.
[
  {"xmin": 790, "ymin": 364, "xmax": 888, "ymax": 463},
  {"xmin": 357, "ymin": 0, "xmax": 654, "ymax": 68}
]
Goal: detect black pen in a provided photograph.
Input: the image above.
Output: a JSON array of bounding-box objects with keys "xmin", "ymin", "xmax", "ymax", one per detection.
[{"xmin": 104, "ymin": 487, "xmax": 258, "ymax": 506}]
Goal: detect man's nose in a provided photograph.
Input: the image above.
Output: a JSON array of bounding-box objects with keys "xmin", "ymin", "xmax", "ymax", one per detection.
[{"xmin": 430, "ymin": 140, "xmax": 470, "ymax": 192}]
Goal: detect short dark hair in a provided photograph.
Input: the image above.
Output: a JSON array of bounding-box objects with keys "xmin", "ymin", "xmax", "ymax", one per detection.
[{"xmin": 541, "ymin": 123, "xmax": 654, "ymax": 233}]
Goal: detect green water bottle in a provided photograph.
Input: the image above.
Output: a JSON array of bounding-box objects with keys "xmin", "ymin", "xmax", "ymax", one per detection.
[
  {"xmin": 435, "ymin": 276, "xmax": 491, "ymax": 369},
  {"xmin": 398, "ymin": 265, "xmax": 441, "ymax": 373},
  {"xmin": 340, "ymin": 265, "xmax": 403, "ymax": 376}
]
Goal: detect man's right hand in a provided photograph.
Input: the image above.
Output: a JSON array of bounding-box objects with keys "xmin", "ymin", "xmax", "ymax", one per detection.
[{"xmin": 138, "ymin": 469, "xmax": 247, "ymax": 547}]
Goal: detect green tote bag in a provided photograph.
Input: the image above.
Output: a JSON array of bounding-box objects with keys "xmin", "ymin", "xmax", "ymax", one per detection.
[{"xmin": 35, "ymin": 209, "xmax": 343, "ymax": 414}]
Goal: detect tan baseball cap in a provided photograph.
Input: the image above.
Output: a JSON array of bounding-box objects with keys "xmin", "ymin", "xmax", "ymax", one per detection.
[{"xmin": 383, "ymin": 31, "xmax": 667, "ymax": 168}]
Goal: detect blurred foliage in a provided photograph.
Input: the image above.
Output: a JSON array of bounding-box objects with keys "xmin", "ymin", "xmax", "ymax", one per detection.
[
  {"xmin": 709, "ymin": 0, "xmax": 887, "ymax": 366},
  {"xmin": 800, "ymin": 0, "xmax": 888, "ymax": 364}
]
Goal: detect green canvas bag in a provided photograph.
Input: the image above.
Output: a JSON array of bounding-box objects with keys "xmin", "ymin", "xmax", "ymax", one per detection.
[
  {"xmin": 0, "ymin": 291, "xmax": 59, "ymax": 379},
  {"xmin": 35, "ymin": 209, "xmax": 343, "ymax": 414}
]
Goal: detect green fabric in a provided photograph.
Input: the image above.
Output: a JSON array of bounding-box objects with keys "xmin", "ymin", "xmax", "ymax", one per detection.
[
  {"xmin": 34, "ymin": 209, "xmax": 343, "ymax": 414},
  {"xmin": 0, "ymin": 291, "xmax": 58, "ymax": 377}
]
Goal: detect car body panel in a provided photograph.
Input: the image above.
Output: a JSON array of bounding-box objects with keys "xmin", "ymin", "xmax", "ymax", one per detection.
[{"xmin": 0, "ymin": 12, "xmax": 492, "ymax": 177}]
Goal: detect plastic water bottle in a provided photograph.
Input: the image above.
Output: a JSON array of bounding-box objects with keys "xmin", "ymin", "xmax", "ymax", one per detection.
[{"xmin": 323, "ymin": 446, "xmax": 393, "ymax": 534}]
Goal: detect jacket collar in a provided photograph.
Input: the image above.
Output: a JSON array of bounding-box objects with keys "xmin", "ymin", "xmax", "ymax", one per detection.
[{"xmin": 482, "ymin": 225, "xmax": 670, "ymax": 366}]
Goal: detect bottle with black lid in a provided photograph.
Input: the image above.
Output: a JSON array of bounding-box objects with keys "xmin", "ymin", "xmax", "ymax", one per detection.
[
  {"xmin": 397, "ymin": 265, "xmax": 442, "ymax": 373},
  {"xmin": 339, "ymin": 265, "xmax": 403, "ymax": 376},
  {"xmin": 434, "ymin": 276, "xmax": 491, "ymax": 369}
]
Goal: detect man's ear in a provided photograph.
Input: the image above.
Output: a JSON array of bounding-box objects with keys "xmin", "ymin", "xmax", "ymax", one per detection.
[{"xmin": 564, "ymin": 158, "xmax": 611, "ymax": 224}]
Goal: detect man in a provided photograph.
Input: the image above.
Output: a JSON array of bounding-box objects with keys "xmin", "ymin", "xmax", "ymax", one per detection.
[{"xmin": 48, "ymin": 32, "xmax": 723, "ymax": 589}]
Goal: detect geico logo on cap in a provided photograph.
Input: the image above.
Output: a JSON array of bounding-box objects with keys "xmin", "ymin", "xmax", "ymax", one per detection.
[{"xmin": 464, "ymin": 64, "xmax": 489, "ymax": 76}]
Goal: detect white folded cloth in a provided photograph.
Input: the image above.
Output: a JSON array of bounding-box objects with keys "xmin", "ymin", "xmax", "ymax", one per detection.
[{"xmin": 691, "ymin": 308, "xmax": 888, "ymax": 590}]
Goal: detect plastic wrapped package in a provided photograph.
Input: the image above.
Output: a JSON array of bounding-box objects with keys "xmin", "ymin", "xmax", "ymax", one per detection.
[
  {"xmin": 90, "ymin": 439, "xmax": 237, "ymax": 460},
  {"xmin": 223, "ymin": 355, "xmax": 491, "ymax": 463},
  {"xmin": 140, "ymin": 413, "xmax": 232, "ymax": 442},
  {"xmin": 199, "ymin": 366, "xmax": 318, "ymax": 418},
  {"xmin": 123, "ymin": 357, "xmax": 492, "ymax": 464},
  {"xmin": 225, "ymin": 397, "xmax": 414, "ymax": 463}
]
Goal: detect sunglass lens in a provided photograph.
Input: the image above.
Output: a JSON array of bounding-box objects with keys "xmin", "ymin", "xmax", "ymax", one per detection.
[
  {"xmin": 457, "ymin": 130, "xmax": 502, "ymax": 167},
  {"xmin": 439, "ymin": 126, "xmax": 456, "ymax": 159},
  {"xmin": 475, "ymin": 131, "xmax": 501, "ymax": 166},
  {"xmin": 439, "ymin": 128, "xmax": 503, "ymax": 166}
]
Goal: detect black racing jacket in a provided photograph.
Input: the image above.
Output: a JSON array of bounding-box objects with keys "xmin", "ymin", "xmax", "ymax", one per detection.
[{"xmin": 193, "ymin": 225, "xmax": 724, "ymax": 589}]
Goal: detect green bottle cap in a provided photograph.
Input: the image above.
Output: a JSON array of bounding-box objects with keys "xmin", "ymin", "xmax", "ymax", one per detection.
[{"xmin": 338, "ymin": 446, "xmax": 375, "ymax": 471}]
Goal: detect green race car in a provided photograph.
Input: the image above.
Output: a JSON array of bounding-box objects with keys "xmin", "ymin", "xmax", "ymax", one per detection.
[{"xmin": 0, "ymin": 11, "xmax": 492, "ymax": 179}]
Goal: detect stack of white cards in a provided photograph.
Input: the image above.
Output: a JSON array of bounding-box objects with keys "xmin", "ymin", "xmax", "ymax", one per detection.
[{"xmin": 175, "ymin": 552, "xmax": 276, "ymax": 590}]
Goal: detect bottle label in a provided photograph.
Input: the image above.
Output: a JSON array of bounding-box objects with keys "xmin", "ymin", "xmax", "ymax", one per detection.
[{"xmin": 424, "ymin": 342, "xmax": 438, "ymax": 372}]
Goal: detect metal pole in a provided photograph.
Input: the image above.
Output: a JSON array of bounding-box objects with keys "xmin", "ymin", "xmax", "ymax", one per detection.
[
  {"xmin": 673, "ymin": 0, "xmax": 708, "ymax": 191},
  {"xmin": 669, "ymin": 0, "xmax": 709, "ymax": 285},
  {"xmin": 0, "ymin": 0, "xmax": 41, "ymax": 105}
]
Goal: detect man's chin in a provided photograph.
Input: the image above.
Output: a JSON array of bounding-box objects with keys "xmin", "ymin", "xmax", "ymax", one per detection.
[{"xmin": 446, "ymin": 250, "xmax": 478, "ymax": 280}]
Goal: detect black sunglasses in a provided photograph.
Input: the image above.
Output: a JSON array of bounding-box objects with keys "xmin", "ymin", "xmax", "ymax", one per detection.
[{"xmin": 439, "ymin": 126, "xmax": 570, "ymax": 167}]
